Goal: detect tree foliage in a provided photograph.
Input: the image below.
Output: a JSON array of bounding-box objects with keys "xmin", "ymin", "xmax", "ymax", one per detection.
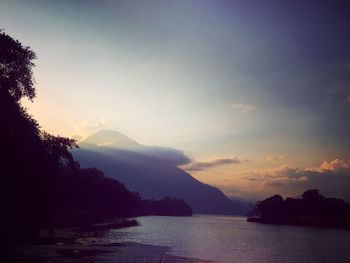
[
  {"xmin": 0, "ymin": 29, "xmax": 36, "ymax": 101},
  {"xmin": 0, "ymin": 30, "xmax": 77, "ymax": 242},
  {"xmin": 248, "ymin": 190, "xmax": 350, "ymax": 228}
]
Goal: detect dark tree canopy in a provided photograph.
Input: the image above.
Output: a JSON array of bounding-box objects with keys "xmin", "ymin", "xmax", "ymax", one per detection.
[
  {"xmin": 0, "ymin": 30, "xmax": 36, "ymax": 101},
  {"xmin": 248, "ymin": 190, "xmax": 350, "ymax": 229},
  {"xmin": 0, "ymin": 31, "xmax": 78, "ymax": 243},
  {"xmin": 41, "ymin": 132, "xmax": 78, "ymax": 168},
  {"xmin": 302, "ymin": 189, "xmax": 324, "ymax": 202},
  {"xmin": 254, "ymin": 194, "xmax": 283, "ymax": 220}
]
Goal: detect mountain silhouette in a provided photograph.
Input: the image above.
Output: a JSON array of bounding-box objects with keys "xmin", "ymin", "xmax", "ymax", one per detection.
[
  {"xmin": 80, "ymin": 130, "xmax": 140, "ymax": 149},
  {"xmin": 72, "ymin": 130, "xmax": 248, "ymax": 215}
]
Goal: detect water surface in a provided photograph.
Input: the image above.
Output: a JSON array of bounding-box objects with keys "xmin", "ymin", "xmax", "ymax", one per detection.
[{"xmin": 108, "ymin": 215, "xmax": 350, "ymax": 263}]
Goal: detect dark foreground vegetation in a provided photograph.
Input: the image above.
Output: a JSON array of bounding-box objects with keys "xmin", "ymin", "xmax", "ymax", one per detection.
[
  {"xmin": 0, "ymin": 30, "xmax": 191, "ymax": 259},
  {"xmin": 247, "ymin": 189, "xmax": 350, "ymax": 229},
  {"xmin": 52, "ymin": 167, "xmax": 192, "ymax": 228}
]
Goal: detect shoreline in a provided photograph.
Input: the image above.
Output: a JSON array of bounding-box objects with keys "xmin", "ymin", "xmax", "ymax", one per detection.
[
  {"xmin": 247, "ymin": 216, "xmax": 350, "ymax": 230},
  {"xmin": 14, "ymin": 228, "xmax": 213, "ymax": 263}
]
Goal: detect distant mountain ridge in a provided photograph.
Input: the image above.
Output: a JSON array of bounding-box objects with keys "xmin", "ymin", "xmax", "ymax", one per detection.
[{"xmin": 72, "ymin": 130, "xmax": 249, "ymax": 215}]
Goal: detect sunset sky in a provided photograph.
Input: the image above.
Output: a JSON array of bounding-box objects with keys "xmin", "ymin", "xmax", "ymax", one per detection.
[{"xmin": 2, "ymin": 0, "xmax": 350, "ymax": 201}]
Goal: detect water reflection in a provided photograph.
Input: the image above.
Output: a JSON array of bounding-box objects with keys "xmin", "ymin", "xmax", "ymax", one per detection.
[{"xmin": 107, "ymin": 215, "xmax": 350, "ymax": 263}]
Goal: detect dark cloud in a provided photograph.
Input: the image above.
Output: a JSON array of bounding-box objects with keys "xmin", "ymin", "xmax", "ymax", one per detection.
[
  {"xmin": 182, "ymin": 157, "xmax": 244, "ymax": 172},
  {"xmin": 78, "ymin": 129, "xmax": 191, "ymax": 166},
  {"xmin": 138, "ymin": 146, "xmax": 191, "ymax": 166}
]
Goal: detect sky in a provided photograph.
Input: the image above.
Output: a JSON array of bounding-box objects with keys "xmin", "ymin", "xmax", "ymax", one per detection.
[{"xmin": 1, "ymin": 0, "xmax": 350, "ymax": 201}]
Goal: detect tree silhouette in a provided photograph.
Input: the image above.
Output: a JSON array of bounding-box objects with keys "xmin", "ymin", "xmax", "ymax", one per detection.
[
  {"xmin": 0, "ymin": 29, "xmax": 36, "ymax": 101},
  {"xmin": 0, "ymin": 30, "xmax": 77, "ymax": 243},
  {"xmin": 254, "ymin": 194, "xmax": 284, "ymax": 221},
  {"xmin": 248, "ymin": 190, "xmax": 350, "ymax": 228}
]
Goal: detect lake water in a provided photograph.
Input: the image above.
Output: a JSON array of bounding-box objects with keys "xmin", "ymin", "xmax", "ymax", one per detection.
[{"xmin": 109, "ymin": 215, "xmax": 350, "ymax": 263}]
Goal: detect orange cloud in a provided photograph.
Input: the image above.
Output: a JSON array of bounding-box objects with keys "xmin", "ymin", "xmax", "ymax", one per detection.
[
  {"xmin": 307, "ymin": 158, "xmax": 350, "ymax": 172},
  {"xmin": 242, "ymin": 159, "xmax": 350, "ymax": 201}
]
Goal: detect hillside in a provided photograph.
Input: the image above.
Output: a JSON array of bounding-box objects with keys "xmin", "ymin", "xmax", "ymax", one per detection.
[{"xmin": 72, "ymin": 130, "xmax": 248, "ymax": 215}]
